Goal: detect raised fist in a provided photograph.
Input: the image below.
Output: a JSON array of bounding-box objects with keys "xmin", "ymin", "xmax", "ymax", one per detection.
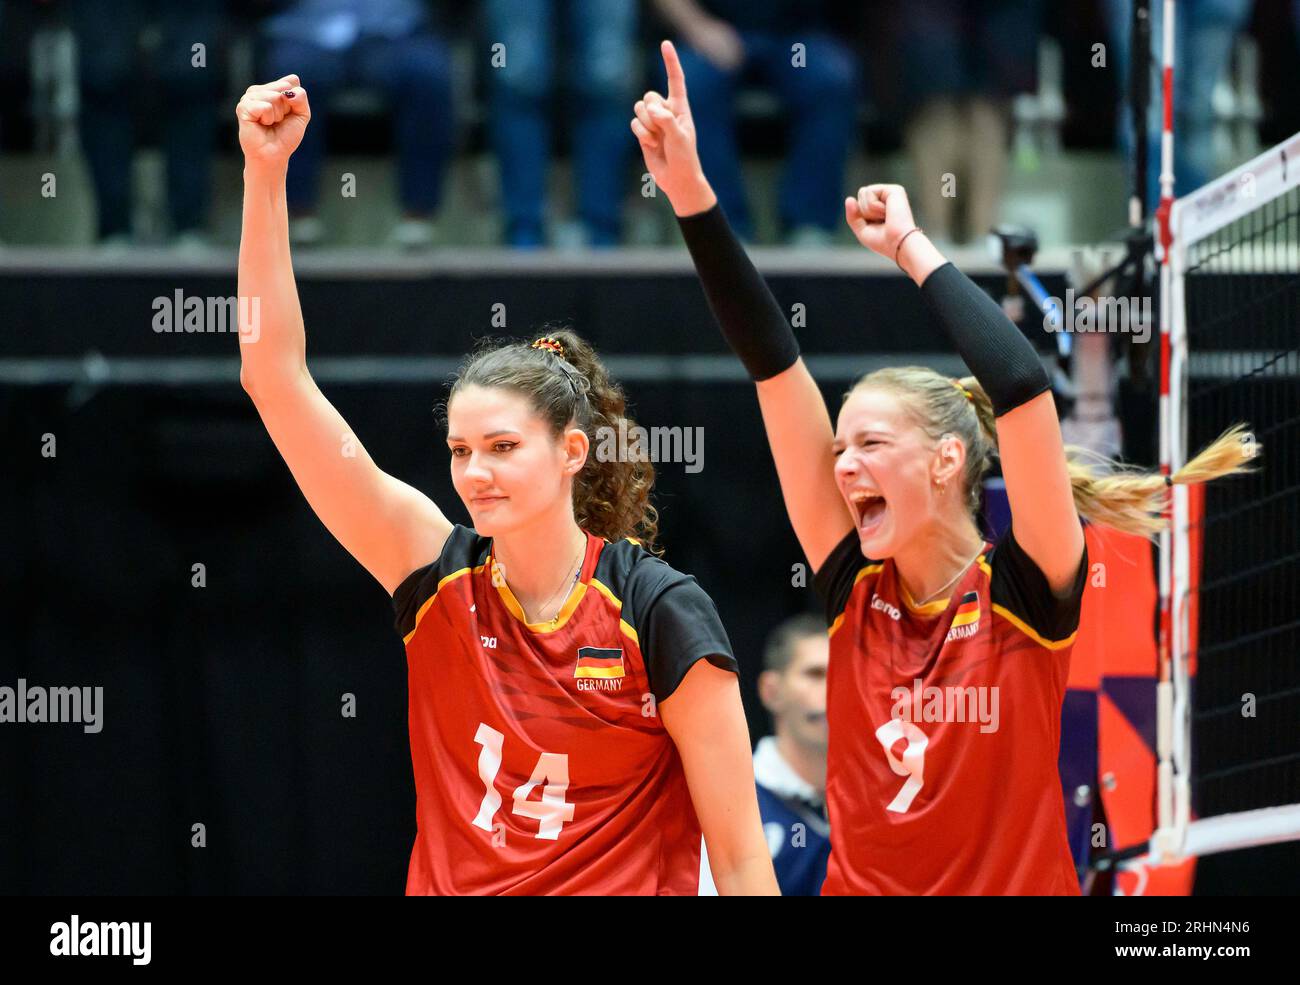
[
  {"xmin": 844, "ymin": 184, "xmax": 919, "ymax": 259},
  {"xmin": 236, "ymin": 74, "xmax": 311, "ymax": 172}
]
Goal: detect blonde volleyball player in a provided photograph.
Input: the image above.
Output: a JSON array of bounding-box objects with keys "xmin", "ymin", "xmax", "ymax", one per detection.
[{"xmin": 633, "ymin": 41, "xmax": 1255, "ymax": 894}]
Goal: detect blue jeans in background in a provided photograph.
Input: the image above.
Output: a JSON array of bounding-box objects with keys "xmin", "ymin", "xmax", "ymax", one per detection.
[
  {"xmin": 263, "ymin": 33, "xmax": 454, "ymax": 216},
  {"xmin": 897, "ymin": 0, "xmax": 1043, "ymax": 106},
  {"xmin": 70, "ymin": 0, "xmax": 224, "ymax": 238},
  {"xmin": 671, "ymin": 32, "xmax": 858, "ymax": 239},
  {"xmin": 484, "ymin": 0, "xmax": 638, "ymax": 247}
]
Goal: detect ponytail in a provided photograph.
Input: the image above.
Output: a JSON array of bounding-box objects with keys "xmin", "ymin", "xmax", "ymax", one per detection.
[
  {"xmin": 1063, "ymin": 424, "xmax": 1257, "ymax": 538},
  {"xmin": 960, "ymin": 377, "xmax": 1258, "ymax": 538}
]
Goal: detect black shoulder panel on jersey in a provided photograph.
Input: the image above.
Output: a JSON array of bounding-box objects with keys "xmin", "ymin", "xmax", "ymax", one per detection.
[
  {"xmin": 988, "ymin": 522, "xmax": 1088, "ymax": 646},
  {"xmin": 594, "ymin": 540, "xmax": 739, "ymax": 703},
  {"xmin": 813, "ymin": 530, "xmax": 874, "ymax": 627},
  {"xmin": 392, "ymin": 524, "xmax": 489, "ymax": 639}
]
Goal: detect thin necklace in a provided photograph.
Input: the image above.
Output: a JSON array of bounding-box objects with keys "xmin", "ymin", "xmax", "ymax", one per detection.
[
  {"xmin": 910, "ymin": 542, "xmax": 985, "ymax": 608},
  {"xmin": 494, "ymin": 534, "xmax": 586, "ymax": 629}
]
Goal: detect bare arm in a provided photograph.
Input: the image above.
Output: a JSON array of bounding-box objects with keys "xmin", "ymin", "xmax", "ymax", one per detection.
[
  {"xmin": 983, "ymin": 391, "xmax": 1085, "ymax": 592},
  {"xmin": 660, "ymin": 661, "xmax": 780, "ymax": 895},
  {"xmin": 632, "ymin": 42, "xmax": 852, "ymax": 571},
  {"xmin": 236, "ymin": 76, "xmax": 451, "ymax": 594},
  {"xmin": 849, "ymin": 186, "xmax": 1084, "ymax": 591},
  {"xmin": 754, "ymin": 363, "xmax": 855, "ymax": 571}
]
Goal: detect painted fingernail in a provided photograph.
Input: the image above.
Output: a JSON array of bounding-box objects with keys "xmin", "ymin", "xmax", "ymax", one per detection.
[{"xmin": 283, "ymin": 89, "xmax": 296, "ymax": 99}]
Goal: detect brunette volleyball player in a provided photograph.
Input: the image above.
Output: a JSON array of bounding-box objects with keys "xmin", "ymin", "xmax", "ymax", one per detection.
[
  {"xmin": 633, "ymin": 42, "xmax": 1255, "ymax": 894},
  {"xmin": 234, "ymin": 76, "xmax": 778, "ymax": 895}
]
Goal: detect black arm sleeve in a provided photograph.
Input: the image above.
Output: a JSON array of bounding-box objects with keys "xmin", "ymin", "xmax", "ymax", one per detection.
[
  {"xmin": 918, "ymin": 262, "xmax": 1052, "ymax": 417},
  {"xmin": 676, "ymin": 203, "xmax": 801, "ymax": 381}
]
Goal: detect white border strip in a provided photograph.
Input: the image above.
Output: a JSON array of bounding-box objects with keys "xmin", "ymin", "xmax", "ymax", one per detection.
[
  {"xmin": 1182, "ymin": 804, "xmax": 1300, "ymax": 858},
  {"xmin": 1172, "ymin": 130, "xmax": 1300, "ymax": 246}
]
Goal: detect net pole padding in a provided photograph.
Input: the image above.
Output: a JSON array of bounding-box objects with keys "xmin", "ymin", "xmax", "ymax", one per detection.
[
  {"xmin": 1171, "ymin": 263, "xmax": 1193, "ymax": 848},
  {"xmin": 1155, "ymin": 682, "xmax": 1175, "ymax": 859},
  {"xmin": 1153, "ymin": 0, "xmax": 1179, "ymax": 861},
  {"xmin": 1157, "ymin": 0, "xmax": 1177, "ymax": 241}
]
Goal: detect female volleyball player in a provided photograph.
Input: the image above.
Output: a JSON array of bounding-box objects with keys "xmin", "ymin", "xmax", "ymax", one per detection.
[
  {"xmin": 633, "ymin": 42, "xmax": 1255, "ymax": 894},
  {"xmin": 233, "ymin": 76, "xmax": 778, "ymax": 895}
]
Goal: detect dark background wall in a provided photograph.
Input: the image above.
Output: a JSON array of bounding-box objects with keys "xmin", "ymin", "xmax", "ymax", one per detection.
[
  {"xmin": 0, "ymin": 260, "xmax": 1023, "ymax": 893},
  {"xmin": 5, "ymin": 261, "xmax": 1289, "ymax": 894}
]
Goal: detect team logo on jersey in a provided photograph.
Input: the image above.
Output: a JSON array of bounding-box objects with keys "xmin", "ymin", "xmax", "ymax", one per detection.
[
  {"xmin": 871, "ymin": 594, "xmax": 901, "ymax": 621},
  {"xmin": 574, "ymin": 647, "xmax": 624, "ymax": 691},
  {"xmin": 944, "ymin": 591, "xmax": 981, "ymax": 642}
]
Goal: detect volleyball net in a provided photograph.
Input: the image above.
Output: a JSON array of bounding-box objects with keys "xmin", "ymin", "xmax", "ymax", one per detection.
[{"xmin": 1155, "ymin": 129, "xmax": 1300, "ymax": 863}]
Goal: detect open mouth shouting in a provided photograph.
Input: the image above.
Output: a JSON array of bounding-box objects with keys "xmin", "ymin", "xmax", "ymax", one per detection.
[{"xmin": 848, "ymin": 489, "xmax": 888, "ymax": 537}]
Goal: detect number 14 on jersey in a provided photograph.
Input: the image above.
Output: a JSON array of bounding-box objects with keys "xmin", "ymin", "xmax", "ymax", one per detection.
[{"xmin": 471, "ymin": 723, "xmax": 576, "ymax": 840}]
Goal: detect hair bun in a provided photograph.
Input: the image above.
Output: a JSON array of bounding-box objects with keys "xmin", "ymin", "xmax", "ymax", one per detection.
[{"xmin": 531, "ymin": 336, "xmax": 565, "ymax": 359}]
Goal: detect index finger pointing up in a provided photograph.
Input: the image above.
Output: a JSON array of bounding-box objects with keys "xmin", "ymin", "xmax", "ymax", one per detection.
[{"xmin": 661, "ymin": 40, "xmax": 687, "ymax": 104}]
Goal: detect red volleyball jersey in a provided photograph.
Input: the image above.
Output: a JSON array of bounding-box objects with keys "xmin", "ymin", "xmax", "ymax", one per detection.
[
  {"xmin": 814, "ymin": 524, "xmax": 1088, "ymax": 895},
  {"xmin": 392, "ymin": 525, "xmax": 737, "ymax": 895}
]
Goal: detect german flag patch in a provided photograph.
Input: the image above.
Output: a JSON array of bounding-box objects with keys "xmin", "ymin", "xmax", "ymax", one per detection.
[
  {"xmin": 952, "ymin": 591, "xmax": 980, "ymax": 627},
  {"xmin": 945, "ymin": 591, "xmax": 981, "ymax": 643},
  {"xmin": 574, "ymin": 646, "xmax": 625, "ymax": 679}
]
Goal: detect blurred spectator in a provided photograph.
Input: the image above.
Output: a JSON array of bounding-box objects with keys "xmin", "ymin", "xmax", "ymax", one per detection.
[
  {"xmin": 654, "ymin": 0, "xmax": 857, "ymax": 245},
  {"xmin": 897, "ymin": 0, "xmax": 1043, "ymax": 246},
  {"xmin": 262, "ymin": 0, "xmax": 454, "ymax": 249},
  {"xmin": 68, "ymin": 0, "xmax": 226, "ymax": 248},
  {"xmin": 483, "ymin": 0, "xmax": 637, "ymax": 248},
  {"xmin": 1106, "ymin": 0, "xmax": 1253, "ymax": 207},
  {"xmin": 700, "ymin": 614, "xmax": 831, "ymax": 896}
]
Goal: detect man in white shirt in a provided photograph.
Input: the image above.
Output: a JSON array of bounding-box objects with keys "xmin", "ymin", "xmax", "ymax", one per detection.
[{"xmin": 701, "ymin": 614, "xmax": 831, "ymax": 895}]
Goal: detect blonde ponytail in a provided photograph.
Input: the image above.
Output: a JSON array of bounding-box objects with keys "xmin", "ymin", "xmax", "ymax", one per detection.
[
  {"xmin": 1062, "ymin": 424, "xmax": 1258, "ymax": 538},
  {"xmin": 963, "ymin": 375, "xmax": 1257, "ymax": 537}
]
